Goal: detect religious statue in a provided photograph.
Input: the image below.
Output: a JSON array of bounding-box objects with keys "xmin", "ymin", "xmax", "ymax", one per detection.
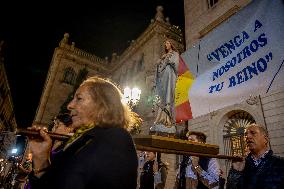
[{"xmin": 150, "ymin": 39, "xmax": 179, "ymax": 135}]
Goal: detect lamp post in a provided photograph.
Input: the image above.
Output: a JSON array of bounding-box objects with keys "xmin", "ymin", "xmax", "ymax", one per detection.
[
  {"xmin": 122, "ymin": 87, "xmax": 141, "ymax": 109},
  {"xmin": 122, "ymin": 87, "xmax": 142, "ymax": 134}
]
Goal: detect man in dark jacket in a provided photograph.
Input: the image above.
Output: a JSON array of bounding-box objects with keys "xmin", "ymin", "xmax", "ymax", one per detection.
[
  {"xmin": 139, "ymin": 151, "xmax": 168, "ymax": 189},
  {"xmin": 226, "ymin": 123, "xmax": 284, "ymax": 189}
]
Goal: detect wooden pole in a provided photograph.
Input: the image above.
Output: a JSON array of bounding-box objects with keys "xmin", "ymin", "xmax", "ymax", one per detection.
[
  {"xmin": 16, "ymin": 128, "xmax": 70, "ymax": 141},
  {"xmin": 16, "ymin": 128, "xmax": 243, "ymax": 161},
  {"xmin": 135, "ymin": 144, "xmax": 243, "ymax": 161}
]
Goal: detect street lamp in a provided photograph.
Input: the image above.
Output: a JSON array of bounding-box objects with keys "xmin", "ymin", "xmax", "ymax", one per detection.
[
  {"xmin": 122, "ymin": 87, "xmax": 141, "ymax": 108},
  {"xmin": 11, "ymin": 148, "xmax": 18, "ymax": 154}
]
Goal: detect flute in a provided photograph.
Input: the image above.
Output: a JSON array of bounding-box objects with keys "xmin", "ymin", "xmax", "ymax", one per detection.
[
  {"xmin": 17, "ymin": 128, "xmax": 243, "ymax": 161},
  {"xmin": 16, "ymin": 128, "xmax": 70, "ymax": 141}
]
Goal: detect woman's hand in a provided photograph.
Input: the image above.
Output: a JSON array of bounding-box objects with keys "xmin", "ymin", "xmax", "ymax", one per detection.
[{"xmin": 28, "ymin": 125, "xmax": 52, "ymax": 176}]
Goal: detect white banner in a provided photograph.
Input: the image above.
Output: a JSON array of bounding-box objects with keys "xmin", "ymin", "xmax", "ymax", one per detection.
[{"xmin": 181, "ymin": 0, "xmax": 284, "ymax": 118}]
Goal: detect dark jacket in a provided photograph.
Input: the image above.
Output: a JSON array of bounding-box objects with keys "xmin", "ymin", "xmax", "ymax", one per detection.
[
  {"xmin": 140, "ymin": 160, "xmax": 155, "ymax": 189},
  {"xmin": 139, "ymin": 160, "xmax": 168, "ymax": 189},
  {"xmin": 30, "ymin": 127, "xmax": 138, "ymax": 189},
  {"xmin": 226, "ymin": 150, "xmax": 284, "ymax": 189}
]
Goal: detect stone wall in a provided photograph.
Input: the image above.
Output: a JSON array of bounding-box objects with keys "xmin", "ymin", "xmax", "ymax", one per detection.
[
  {"xmin": 34, "ymin": 47, "xmax": 108, "ymax": 125},
  {"xmin": 35, "ymin": 6, "xmax": 184, "ymax": 130},
  {"xmin": 0, "ymin": 41, "xmax": 17, "ymax": 131},
  {"xmin": 184, "ymin": 0, "xmax": 251, "ymax": 49},
  {"xmin": 261, "ymin": 87, "xmax": 284, "ymax": 157}
]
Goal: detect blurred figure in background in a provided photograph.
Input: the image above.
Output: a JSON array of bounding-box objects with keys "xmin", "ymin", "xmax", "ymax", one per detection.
[
  {"xmin": 51, "ymin": 113, "xmax": 74, "ymax": 153},
  {"xmin": 139, "ymin": 151, "xmax": 168, "ymax": 189},
  {"xmin": 15, "ymin": 152, "xmax": 33, "ymax": 189},
  {"xmin": 137, "ymin": 151, "xmax": 146, "ymax": 187}
]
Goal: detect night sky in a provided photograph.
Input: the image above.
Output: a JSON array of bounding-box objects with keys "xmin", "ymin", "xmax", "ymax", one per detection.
[{"xmin": 0, "ymin": 1, "xmax": 185, "ymax": 128}]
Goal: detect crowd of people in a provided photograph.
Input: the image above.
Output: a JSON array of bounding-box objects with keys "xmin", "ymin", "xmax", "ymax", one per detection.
[
  {"xmin": 2, "ymin": 75, "xmax": 283, "ymax": 189},
  {"xmin": 2, "ymin": 39, "xmax": 283, "ymax": 189},
  {"xmin": 138, "ymin": 151, "xmax": 168, "ymax": 189},
  {"xmin": 14, "ymin": 120, "xmax": 283, "ymax": 189}
]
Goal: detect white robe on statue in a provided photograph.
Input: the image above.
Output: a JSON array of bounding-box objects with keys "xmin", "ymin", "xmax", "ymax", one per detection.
[{"xmin": 153, "ymin": 50, "xmax": 179, "ymax": 133}]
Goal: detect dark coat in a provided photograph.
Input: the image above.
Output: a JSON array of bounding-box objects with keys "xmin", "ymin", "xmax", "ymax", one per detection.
[
  {"xmin": 140, "ymin": 160, "xmax": 155, "ymax": 189},
  {"xmin": 30, "ymin": 127, "xmax": 138, "ymax": 189},
  {"xmin": 226, "ymin": 150, "xmax": 284, "ymax": 189},
  {"xmin": 139, "ymin": 160, "xmax": 168, "ymax": 189}
]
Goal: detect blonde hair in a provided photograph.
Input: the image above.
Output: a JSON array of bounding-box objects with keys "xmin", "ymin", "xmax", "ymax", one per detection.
[{"xmin": 81, "ymin": 76, "xmax": 142, "ymax": 130}]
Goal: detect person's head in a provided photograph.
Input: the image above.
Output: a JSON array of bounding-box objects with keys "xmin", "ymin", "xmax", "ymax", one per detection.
[
  {"xmin": 145, "ymin": 151, "xmax": 156, "ymax": 161},
  {"xmin": 52, "ymin": 113, "xmax": 73, "ymax": 132},
  {"xmin": 186, "ymin": 131, "xmax": 207, "ymax": 143},
  {"xmin": 26, "ymin": 153, "xmax": 32, "ymax": 161},
  {"xmin": 53, "ymin": 113, "xmax": 72, "ymax": 127},
  {"xmin": 55, "ymin": 113, "xmax": 72, "ymax": 126},
  {"xmin": 164, "ymin": 39, "xmax": 176, "ymax": 53},
  {"xmin": 67, "ymin": 76, "xmax": 139, "ymax": 130},
  {"xmin": 245, "ymin": 123, "xmax": 269, "ymax": 155}
]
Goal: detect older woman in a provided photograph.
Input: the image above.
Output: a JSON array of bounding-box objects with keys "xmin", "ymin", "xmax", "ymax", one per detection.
[{"xmin": 28, "ymin": 76, "xmax": 140, "ymax": 189}]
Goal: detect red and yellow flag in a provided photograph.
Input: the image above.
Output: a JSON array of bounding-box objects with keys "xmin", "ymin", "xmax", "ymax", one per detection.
[{"xmin": 175, "ymin": 56, "xmax": 195, "ymax": 123}]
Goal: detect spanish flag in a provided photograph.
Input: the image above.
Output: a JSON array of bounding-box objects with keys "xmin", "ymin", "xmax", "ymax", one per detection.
[{"xmin": 175, "ymin": 56, "xmax": 195, "ymax": 123}]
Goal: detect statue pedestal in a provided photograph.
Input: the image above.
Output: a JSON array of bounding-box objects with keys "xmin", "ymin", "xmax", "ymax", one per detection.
[{"xmin": 149, "ymin": 123, "xmax": 176, "ymax": 138}]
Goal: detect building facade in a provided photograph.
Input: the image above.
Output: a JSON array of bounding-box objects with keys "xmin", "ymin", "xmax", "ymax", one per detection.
[
  {"xmin": 0, "ymin": 41, "xmax": 18, "ymax": 159},
  {"xmin": 34, "ymin": 7, "xmax": 183, "ymax": 188},
  {"xmin": 184, "ymin": 0, "xmax": 284, "ymax": 178},
  {"xmin": 0, "ymin": 41, "xmax": 17, "ymax": 132},
  {"xmin": 34, "ymin": 6, "xmax": 183, "ymax": 131},
  {"xmin": 34, "ymin": 33, "xmax": 110, "ymax": 126},
  {"xmin": 34, "ymin": 1, "xmax": 284, "ymax": 188}
]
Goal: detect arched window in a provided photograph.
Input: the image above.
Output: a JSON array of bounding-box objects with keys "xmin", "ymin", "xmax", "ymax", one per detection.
[
  {"xmin": 223, "ymin": 110, "xmax": 256, "ymax": 156},
  {"xmin": 62, "ymin": 67, "xmax": 76, "ymax": 85}
]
